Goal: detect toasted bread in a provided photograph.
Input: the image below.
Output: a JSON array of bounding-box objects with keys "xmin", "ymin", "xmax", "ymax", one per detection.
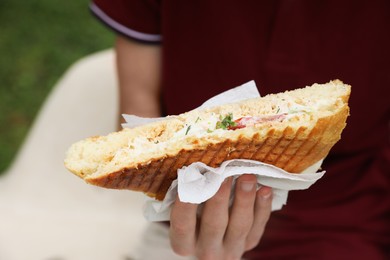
[{"xmin": 65, "ymin": 80, "xmax": 350, "ymax": 200}]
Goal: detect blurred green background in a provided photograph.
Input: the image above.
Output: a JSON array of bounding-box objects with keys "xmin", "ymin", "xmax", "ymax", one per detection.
[{"xmin": 0, "ymin": 1, "xmax": 114, "ymax": 174}]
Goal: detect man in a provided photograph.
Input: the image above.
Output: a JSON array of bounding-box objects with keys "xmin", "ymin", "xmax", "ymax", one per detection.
[{"xmin": 91, "ymin": 1, "xmax": 390, "ymax": 259}]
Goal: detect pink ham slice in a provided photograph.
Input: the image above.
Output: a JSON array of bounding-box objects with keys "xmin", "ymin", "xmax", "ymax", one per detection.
[{"xmin": 228, "ymin": 114, "xmax": 287, "ymax": 130}]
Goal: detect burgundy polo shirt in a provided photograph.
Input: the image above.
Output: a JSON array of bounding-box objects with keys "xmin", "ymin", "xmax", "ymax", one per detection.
[{"xmin": 91, "ymin": 0, "xmax": 390, "ymax": 258}]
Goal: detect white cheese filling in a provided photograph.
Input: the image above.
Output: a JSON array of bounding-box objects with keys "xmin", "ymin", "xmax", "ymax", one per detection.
[{"xmin": 114, "ymin": 99, "xmax": 320, "ymax": 160}]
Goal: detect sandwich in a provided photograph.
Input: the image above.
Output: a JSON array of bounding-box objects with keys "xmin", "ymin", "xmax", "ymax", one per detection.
[{"xmin": 64, "ymin": 80, "xmax": 350, "ymax": 201}]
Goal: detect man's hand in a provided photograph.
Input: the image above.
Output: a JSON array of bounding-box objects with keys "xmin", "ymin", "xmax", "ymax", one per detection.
[{"xmin": 170, "ymin": 174, "xmax": 272, "ymax": 260}]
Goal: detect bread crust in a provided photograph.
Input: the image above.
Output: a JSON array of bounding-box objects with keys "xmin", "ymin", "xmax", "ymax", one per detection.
[
  {"xmin": 65, "ymin": 80, "xmax": 351, "ymax": 200},
  {"xmin": 84, "ymin": 104, "xmax": 349, "ymax": 200}
]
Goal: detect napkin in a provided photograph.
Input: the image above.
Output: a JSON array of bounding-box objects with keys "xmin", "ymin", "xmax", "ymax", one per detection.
[
  {"xmin": 122, "ymin": 81, "xmax": 325, "ymax": 222},
  {"xmin": 122, "ymin": 80, "xmax": 259, "ymax": 129}
]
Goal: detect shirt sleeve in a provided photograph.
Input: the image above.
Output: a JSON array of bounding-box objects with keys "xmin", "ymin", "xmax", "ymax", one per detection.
[{"xmin": 90, "ymin": 0, "xmax": 162, "ymax": 43}]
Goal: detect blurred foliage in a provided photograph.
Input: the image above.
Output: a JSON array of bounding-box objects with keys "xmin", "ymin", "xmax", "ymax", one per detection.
[{"xmin": 0, "ymin": 0, "xmax": 114, "ymax": 174}]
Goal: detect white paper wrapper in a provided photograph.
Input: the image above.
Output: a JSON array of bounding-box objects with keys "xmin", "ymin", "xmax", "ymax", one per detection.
[
  {"xmin": 122, "ymin": 81, "xmax": 326, "ymax": 222},
  {"xmin": 122, "ymin": 80, "xmax": 259, "ymax": 129},
  {"xmin": 143, "ymin": 159, "xmax": 324, "ymax": 221}
]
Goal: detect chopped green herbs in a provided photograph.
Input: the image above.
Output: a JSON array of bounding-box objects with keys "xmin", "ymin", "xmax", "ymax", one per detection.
[
  {"xmin": 216, "ymin": 113, "xmax": 236, "ymax": 130},
  {"xmin": 195, "ymin": 116, "xmax": 201, "ymax": 123},
  {"xmin": 185, "ymin": 125, "xmax": 192, "ymax": 135}
]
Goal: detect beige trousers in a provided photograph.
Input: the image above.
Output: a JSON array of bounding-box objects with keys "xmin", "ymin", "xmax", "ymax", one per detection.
[{"xmin": 0, "ymin": 50, "xmax": 188, "ymax": 260}]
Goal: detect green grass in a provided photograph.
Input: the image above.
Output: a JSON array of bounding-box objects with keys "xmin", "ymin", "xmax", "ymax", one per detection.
[{"xmin": 0, "ymin": 1, "xmax": 115, "ymax": 174}]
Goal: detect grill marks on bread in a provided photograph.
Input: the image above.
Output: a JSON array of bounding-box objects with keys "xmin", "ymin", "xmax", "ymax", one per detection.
[
  {"xmin": 87, "ymin": 115, "xmax": 345, "ymax": 201},
  {"xmin": 65, "ymin": 80, "xmax": 351, "ymax": 200}
]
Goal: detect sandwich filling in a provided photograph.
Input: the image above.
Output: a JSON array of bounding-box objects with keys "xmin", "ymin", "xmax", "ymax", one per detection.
[
  {"xmin": 228, "ymin": 114, "xmax": 287, "ymax": 130},
  {"xmin": 175, "ymin": 100, "xmax": 313, "ymax": 139},
  {"xmin": 177, "ymin": 112, "xmax": 288, "ymax": 137},
  {"xmin": 121, "ymin": 99, "xmax": 316, "ymax": 158}
]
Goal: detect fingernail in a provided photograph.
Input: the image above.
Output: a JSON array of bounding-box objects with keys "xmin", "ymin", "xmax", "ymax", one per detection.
[
  {"xmin": 261, "ymin": 192, "xmax": 272, "ymax": 200},
  {"xmin": 260, "ymin": 188, "xmax": 272, "ymax": 200},
  {"xmin": 240, "ymin": 182, "xmax": 255, "ymax": 192}
]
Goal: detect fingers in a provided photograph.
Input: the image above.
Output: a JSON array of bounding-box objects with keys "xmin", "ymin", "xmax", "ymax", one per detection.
[
  {"xmin": 170, "ymin": 175, "xmax": 273, "ymax": 259},
  {"xmin": 170, "ymin": 196, "xmax": 198, "ymax": 256},
  {"xmin": 169, "ymin": 177, "xmax": 233, "ymax": 257},
  {"xmin": 245, "ymin": 185, "xmax": 272, "ymax": 251},
  {"xmin": 196, "ymin": 177, "xmax": 233, "ymax": 258},
  {"xmin": 224, "ymin": 174, "xmax": 258, "ymax": 256}
]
